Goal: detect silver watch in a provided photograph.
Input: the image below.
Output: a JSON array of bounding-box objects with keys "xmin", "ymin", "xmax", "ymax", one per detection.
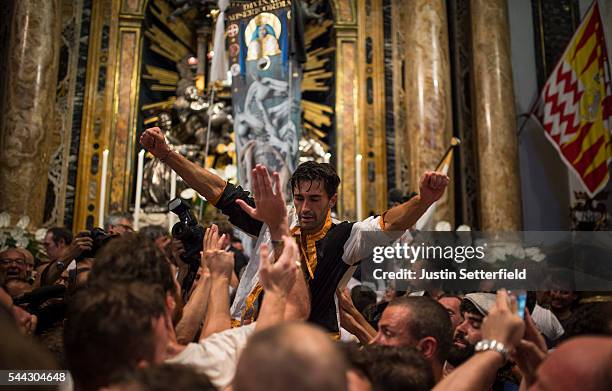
[{"xmin": 474, "ymin": 339, "xmax": 509, "ymax": 362}]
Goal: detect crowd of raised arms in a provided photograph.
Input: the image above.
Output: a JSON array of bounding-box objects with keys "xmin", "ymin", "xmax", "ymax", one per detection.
[{"xmin": 0, "ymin": 126, "xmax": 610, "ymax": 391}]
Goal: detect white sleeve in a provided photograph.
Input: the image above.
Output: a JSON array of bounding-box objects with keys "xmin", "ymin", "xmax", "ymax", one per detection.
[
  {"xmin": 166, "ymin": 323, "xmax": 256, "ymax": 389},
  {"xmin": 341, "ymin": 216, "xmax": 408, "ymax": 265}
]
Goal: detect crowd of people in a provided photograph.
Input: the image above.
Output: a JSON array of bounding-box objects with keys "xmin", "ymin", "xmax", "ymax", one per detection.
[{"xmin": 1, "ymin": 126, "xmax": 611, "ymax": 391}]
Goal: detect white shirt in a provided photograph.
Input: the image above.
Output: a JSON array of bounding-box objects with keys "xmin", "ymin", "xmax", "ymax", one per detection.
[
  {"xmin": 166, "ymin": 323, "xmax": 256, "ymax": 389},
  {"xmin": 531, "ymin": 304, "xmax": 565, "ymax": 341}
]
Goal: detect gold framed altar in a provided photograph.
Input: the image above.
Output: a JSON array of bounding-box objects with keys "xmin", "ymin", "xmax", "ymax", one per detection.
[{"xmin": 72, "ymin": 0, "xmax": 391, "ymax": 231}]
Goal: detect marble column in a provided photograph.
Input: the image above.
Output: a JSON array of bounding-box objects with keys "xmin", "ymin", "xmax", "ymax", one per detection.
[
  {"xmin": 471, "ymin": 0, "xmax": 521, "ymax": 231},
  {"xmin": 0, "ymin": 0, "xmax": 61, "ymax": 227},
  {"xmin": 403, "ymin": 0, "xmax": 454, "ymax": 226}
]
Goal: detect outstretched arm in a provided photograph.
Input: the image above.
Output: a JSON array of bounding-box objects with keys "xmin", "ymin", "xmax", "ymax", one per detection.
[
  {"xmin": 140, "ymin": 127, "xmax": 227, "ymax": 203},
  {"xmin": 200, "ymin": 227, "xmax": 234, "ymax": 339},
  {"xmin": 174, "ymin": 225, "xmax": 224, "ymax": 343},
  {"xmin": 381, "ymin": 171, "xmax": 450, "ymax": 231},
  {"xmin": 256, "ymin": 236, "xmax": 299, "ymax": 331}
]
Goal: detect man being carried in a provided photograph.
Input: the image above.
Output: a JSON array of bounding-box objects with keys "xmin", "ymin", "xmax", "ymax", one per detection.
[{"xmin": 140, "ymin": 126, "xmax": 450, "ymax": 332}]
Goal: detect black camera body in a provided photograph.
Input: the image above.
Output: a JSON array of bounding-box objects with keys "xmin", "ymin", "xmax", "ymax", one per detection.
[
  {"xmin": 169, "ymin": 197, "xmax": 205, "ymax": 266},
  {"xmin": 76, "ymin": 228, "xmax": 117, "ymax": 261}
]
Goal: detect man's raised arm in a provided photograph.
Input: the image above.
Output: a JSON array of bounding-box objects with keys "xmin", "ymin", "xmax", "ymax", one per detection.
[
  {"xmin": 140, "ymin": 127, "xmax": 227, "ymax": 203},
  {"xmin": 380, "ymin": 171, "xmax": 450, "ymax": 231}
]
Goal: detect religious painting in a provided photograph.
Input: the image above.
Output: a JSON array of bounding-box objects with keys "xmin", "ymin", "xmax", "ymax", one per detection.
[{"xmin": 228, "ymin": 1, "xmax": 301, "ymax": 197}]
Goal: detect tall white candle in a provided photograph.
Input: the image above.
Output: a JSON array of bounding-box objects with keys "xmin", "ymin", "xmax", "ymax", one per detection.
[
  {"xmin": 98, "ymin": 149, "xmax": 109, "ymax": 228},
  {"xmin": 170, "ymin": 170, "xmax": 177, "ymax": 200},
  {"xmin": 133, "ymin": 149, "xmax": 145, "ymax": 230},
  {"xmin": 168, "ymin": 170, "xmax": 177, "ymax": 231},
  {"xmin": 356, "ymin": 154, "xmax": 363, "ymax": 221}
]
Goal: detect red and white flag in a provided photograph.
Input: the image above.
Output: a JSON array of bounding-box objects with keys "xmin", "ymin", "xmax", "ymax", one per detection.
[{"xmin": 532, "ymin": 1, "xmax": 612, "ymax": 197}]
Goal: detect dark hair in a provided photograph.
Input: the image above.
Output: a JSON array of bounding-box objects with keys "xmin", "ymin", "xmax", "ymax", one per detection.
[
  {"xmin": 460, "ymin": 299, "xmax": 483, "ymax": 318},
  {"xmin": 64, "ymin": 283, "xmax": 166, "ymax": 391},
  {"xmin": 47, "ymin": 227, "xmax": 73, "ymax": 246},
  {"xmin": 88, "ymin": 233, "xmax": 177, "ymax": 295},
  {"xmin": 108, "ymin": 364, "xmax": 216, "ymax": 391},
  {"xmin": 562, "ymin": 302, "xmax": 612, "ymax": 340},
  {"xmin": 351, "ymin": 285, "xmax": 377, "ymax": 315},
  {"xmin": 388, "ymin": 296, "xmax": 453, "ymax": 361},
  {"xmin": 216, "ymin": 222, "xmax": 234, "ymax": 237},
  {"xmin": 338, "ymin": 342, "xmax": 369, "ymax": 375},
  {"xmin": 362, "ymin": 345, "xmax": 435, "ymax": 391},
  {"xmin": 139, "ymin": 225, "xmax": 168, "ymax": 242},
  {"xmin": 290, "ymin": 161, "xmax": 340, "ymax": 198}
]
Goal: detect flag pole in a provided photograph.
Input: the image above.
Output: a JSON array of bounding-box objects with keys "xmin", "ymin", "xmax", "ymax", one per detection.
[
  {"xmin": 203, "ymin": 87, "xmax": 216, "ymax": 169},
  {"xmin": 435, "ymin": 137, "xmax": 461, "ymax": 171}
]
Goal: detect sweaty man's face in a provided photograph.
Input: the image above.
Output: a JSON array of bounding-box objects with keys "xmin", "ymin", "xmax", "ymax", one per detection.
[
  {"xmin": 292, "ymin": 180, "xmax": 337, "ymax": 233},
  {"xmin": 371, "ymin": 306, "xmax": 417, "ymax": 347},
  {"xmin": 446, "ymin": 311, "xmax": 483, "ymax": 366}
]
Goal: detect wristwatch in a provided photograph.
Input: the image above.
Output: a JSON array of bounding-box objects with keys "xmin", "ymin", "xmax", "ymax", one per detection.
[{"xmin": 475, "ymin": 339, "xmax": 509, "ymax": 363}]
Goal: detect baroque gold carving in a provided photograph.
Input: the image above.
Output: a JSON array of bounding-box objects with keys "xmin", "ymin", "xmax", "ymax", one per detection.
[{"xmin": 73, "ymin": 0, "xmax": 117, "ymax": 231}]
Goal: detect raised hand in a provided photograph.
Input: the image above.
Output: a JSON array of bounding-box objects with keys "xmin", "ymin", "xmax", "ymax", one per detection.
[
  {"xmin": 337, "ymin": 287, "xmax": 360, "ymax": 318},
  {"xmin": 259, "ymin": 236, "xmax": 298, "ymax": 296},
  {"xmin": 235, "ymin": 164, "xmax": 288, "ymax": 230},
  {"xmin": 419, "ymin": 170, "xmax": 450, "ymax": 205},
  {"xmin": 511, "ymin": 309, "xmax": 548, "ymax": 386},
  {"xmin": 139, "ymin": 127, "xmax": 171, "ymax": 159},
  {"xmin": 201, "ymin": 224, "xmax": 226, "ymax": 270},
  {"xmin": 206, "ymin": 249, "xmax": 234, "ymax": 279},
  {"xmin": 62, "ymin": 232, "xmax": 93, "ymax": 261},
  {"xmin": 482, "ymin": 289, "xmax": 525, "ymax": 349}
]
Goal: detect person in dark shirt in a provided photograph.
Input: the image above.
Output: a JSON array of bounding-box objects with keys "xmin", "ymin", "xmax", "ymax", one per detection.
[{"xmin": 140, "ymin": 126, "xmax": 449, "ymax": 332}]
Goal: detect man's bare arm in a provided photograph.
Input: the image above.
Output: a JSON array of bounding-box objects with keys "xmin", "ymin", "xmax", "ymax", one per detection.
[
  {"xmin": 381, "ymin": 171, "xmax": 449, "ymax": 231},
  {"xmin": 140, "ymin": 127, "xmax": 226, "ymax": 202},
  {"xmin": 256, "ymin": 236, "xmax": 299, "ymax": 331},
  {"xmin": 175, "ymin": 271, "xmax": 211, "ymax": 344}
]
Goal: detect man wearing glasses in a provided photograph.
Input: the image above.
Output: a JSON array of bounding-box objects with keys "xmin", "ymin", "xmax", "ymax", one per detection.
[{"xmin": 0, "ymin": 248, "xmax": 29, "ymax": 281}]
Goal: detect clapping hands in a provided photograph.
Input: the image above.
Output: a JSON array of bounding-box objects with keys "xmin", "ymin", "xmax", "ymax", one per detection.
[
  {"xmin": 201, "ymin": 224, "xmax": 232, "ymax": 278},
  {"xmin": 258, "ymin": 236, "xmax": 299, "ymax": 296}
]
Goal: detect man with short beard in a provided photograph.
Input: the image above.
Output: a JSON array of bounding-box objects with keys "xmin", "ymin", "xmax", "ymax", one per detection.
[
  {"xmin": 445, "ymin": 293, "xmax": 519, "ymax": 389},
  {"xmin": 446, "ymin": 294, "xmax": 493, "ymax": 368}
]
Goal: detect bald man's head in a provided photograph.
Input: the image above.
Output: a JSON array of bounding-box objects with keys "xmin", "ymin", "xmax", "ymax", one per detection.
[
  {"xmin": 529, "ymin": 337, "xmax": 612, "ymax": 391},
  {"xmin": 234, "ymin": 323, "xmax": 348, "ymax": 391}
]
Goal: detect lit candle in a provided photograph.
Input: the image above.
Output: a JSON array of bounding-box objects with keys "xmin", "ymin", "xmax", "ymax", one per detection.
[
  {"xmin": 356, "ymin": 154, "xmax": 363, "ymax": 221},
  {"xmin": 98, "ymin": 149, "xmax": 109, "ymax": 228},
  {"xmin": 133, "ymin": 149, "xmax": 145, "ymax": 230}
]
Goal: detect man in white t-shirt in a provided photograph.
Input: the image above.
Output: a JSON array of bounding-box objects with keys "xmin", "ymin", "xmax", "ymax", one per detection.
[{"xmin": 166, "ymin": 235, "xmax": 301, "ymax": 389}]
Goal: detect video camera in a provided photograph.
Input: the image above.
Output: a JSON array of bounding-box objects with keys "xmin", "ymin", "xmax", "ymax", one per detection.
[
  {"xmin": 75, "ymin": 228, "xmax": 118, "ymax": 261},
  {"xmin": 169, "ymin": 197, "xmax": 205, "ymax": 265},
  {"xmin": 169, "ymin": 197, "xmax": 205, "ymax": 299}
]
